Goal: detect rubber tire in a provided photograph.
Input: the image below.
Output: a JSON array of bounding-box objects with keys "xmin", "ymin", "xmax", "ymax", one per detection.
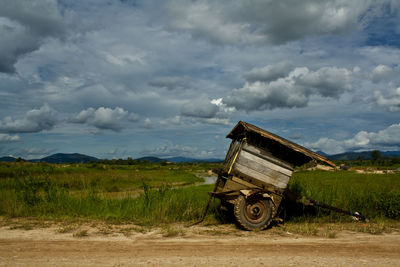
[{"xmin": 234, "ymin": 195, "xmax": 274, "ymax": 231}]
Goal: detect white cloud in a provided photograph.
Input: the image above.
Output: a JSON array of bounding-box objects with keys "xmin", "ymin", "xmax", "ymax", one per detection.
[
  {"xmin": 0, "ymin": 104, "xmax": 57, "ymax": 133},
  {"xmin": 202, "ymin": 118, "xmax": 231, "ymax": 126},
  {"xmin": 144, "ymin": 118, "xmax": 153, "ymax": 129},
  {"xmin": 18, "ymin": 147, "xmax": 57, "ymax": 160},
  {"xmin": 70, "ymin": 107, "xmax": 128, "ymax": 132},
  {"xmin": 370, "ymin": 64, "xmax": 395, "ymax": 83},
  {"xmin": 127, "ymin": 113, "xmax": 140, "ymax": 122},
  {"xmin": 224, "ymin": 65, "xmax": 352, "ymax": 111},
  {"xmin": 160, "ymin": 116, "xmax": 181, "ymax": 126},
  {"xmin": 108, "ymin": 148, "xmax": 118, "ymax": 155},
  {"xmin": 305, "ymin": 123, "xmax": 400, "ymax": 154},
  {"xmin": 0, "ymin": 134, "xmax": 20, "ymax": 143},
  {"xmin": 375, "ymin": 88, "xmax": 400, "ymax": 112}
]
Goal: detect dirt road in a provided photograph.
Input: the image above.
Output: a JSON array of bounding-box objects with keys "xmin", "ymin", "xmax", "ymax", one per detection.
[{"xmin": 0, "ymin": 222, "xmax": 399, "ymax": 266}]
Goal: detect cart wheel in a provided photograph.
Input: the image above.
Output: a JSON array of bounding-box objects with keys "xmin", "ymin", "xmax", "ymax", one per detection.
[{"xmin": 234, "ymin": 195, "xmax": 274, "ymax": 231}]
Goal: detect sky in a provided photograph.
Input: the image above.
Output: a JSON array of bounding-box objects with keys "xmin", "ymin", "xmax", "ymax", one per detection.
[{"xmin": 0, "ymin": 0, "xmax": 400, "ymax": 160}]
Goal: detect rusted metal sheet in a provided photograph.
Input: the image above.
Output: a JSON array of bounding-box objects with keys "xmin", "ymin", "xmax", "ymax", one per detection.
[{"xmin": 226, "ymin": 121, "xmax": 335, "ymax": 168}]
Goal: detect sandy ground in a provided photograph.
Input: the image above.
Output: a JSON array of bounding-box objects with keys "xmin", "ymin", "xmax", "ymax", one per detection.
[{"xmin": 0, "ymin": 220, "xmax": 399, "ymax": 267}]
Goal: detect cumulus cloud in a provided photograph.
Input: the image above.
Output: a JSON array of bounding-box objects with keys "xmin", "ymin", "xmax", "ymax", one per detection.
[
  {"xmin": 0, "ymin": 104, "xmax": 57, "ymax": 133},
  {"xmin": 375, "ymin": 88, "xmax": 400, "ymax": 112},
  {"xmin": 370, "ymin": 64, "xmax": 395, "ymax": 83},
  {"xmin": 181, "ymin": 98, "xmax": 219, "ymax": 118},
  {"xmin": 69, "ymin": 108, "xmax": 95, "ymax": 124},
  {"xmin": 305, "ymin": 123, "xmax": 400, "ymax": 154},
  {"xmin": 0, "ymin": 0, "xmax": 65, "ymax": 73},
  {"xmin": 0, "ymin": 134, "xmax": 20, "ymax": 143},
  {"xmin": 181, "ymin": 97, "xmax": 235, "ymax": 125},
  {"xmin": 70, "ymin": 107, "xmax": 128, "ymax": 132},
  {"xmin": 244, "ymin": 61, "xmax": 294, "ymax": 83},
  {"xmin": 296, "ymin": 66, "xmax": 352, "ymax": 97},
  {"xmin": 165, "ymin": 0, "xmax": 374, "ymax": 45},
  {"xmin": 224, "ymin": 65, "xmax": 353, "ymax": 111}
]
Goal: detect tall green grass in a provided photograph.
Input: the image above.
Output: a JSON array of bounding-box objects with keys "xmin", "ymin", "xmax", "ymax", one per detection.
[
  {"xmin": 0, "ymin": 162, "xmax": 204, "ymax": 192},
  {"xmin": 0, "ymin": 175, "xmax": 213, "ymax": 224},
  {"xmin": 289, "ymin": 170, "xmax": 400, "ymax": 219},
  {"xmin": 1, "ymin": 163, "xmax": 399, "ymax": 224}
]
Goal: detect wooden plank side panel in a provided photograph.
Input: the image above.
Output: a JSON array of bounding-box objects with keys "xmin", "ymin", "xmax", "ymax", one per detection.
[
  {"xmin": 234, "ymin": 162, "xmax": 290, "ymax": 189},
  {"xmin": 238, "ymin": 149, "xmax": 293, "ymax": 176},
  {"xmin": 235, "ymin": 154, "xmax": 292, "ymax": 186}
]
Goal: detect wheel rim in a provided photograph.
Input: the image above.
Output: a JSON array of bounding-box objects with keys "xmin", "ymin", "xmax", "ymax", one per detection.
[{"xmin": 243, "ymin": 198, "xmax": 268, "ymax": 224}]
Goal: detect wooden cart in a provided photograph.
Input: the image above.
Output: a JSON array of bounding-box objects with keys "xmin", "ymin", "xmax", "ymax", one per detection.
[{"xmin": 205, "ymin": 121, "xmax": 364, "ymax": 230}]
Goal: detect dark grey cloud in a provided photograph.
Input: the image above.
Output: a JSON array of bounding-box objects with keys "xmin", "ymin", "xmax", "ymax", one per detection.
[
  {"xmin": 224, "ymin": 65, "xmax": 353, "ymax": 111},
  {"xmin": 165, "ymin": 0, "xmax": 379, "ymax": 45},
  {"xmin": 296, "ymin": 66, "xmax": 352, "ymax": 97},
  {"xmin": 0, "ymin": 0, "xmax": 65, "ymax": 73},
  {"xmin": 0, "ymin": 104, "xmax": 57, "ymax": 133},
  {"xmin": 149, "ymin": 76, "xmax": 189, "ymax": 90}
]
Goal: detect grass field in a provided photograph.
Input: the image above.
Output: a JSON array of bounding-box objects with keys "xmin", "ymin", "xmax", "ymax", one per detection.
[
  {"xmin": 0, "ymin": 162, "xmax": 399, "ymax": 227},
  {"xmin": 289, "ymin": 170, "xmax": 400, "ymax": 220}
]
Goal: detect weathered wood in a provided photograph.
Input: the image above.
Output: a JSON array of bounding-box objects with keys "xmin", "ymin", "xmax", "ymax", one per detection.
[
  {"xmin": 227, "ymin": 121, "xmax": 335, "ymax": 168},
  {"xmin": 236, "ymin": 149, "xmax": 293, "ymax": 177},
  {"xmin": 234, "ymin": 161, "xmax": 290, "ymax": 189},
  {"xmin": 230, "ymin": 170, "xmax": 284, "ymax": 194},
  {"xmin": 232, "ymin": 176, "xmax": 261, "ymax": 189}
]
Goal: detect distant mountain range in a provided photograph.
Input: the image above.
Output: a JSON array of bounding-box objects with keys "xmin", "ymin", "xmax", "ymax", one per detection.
[
  {"xmin": 0, "ymin": 156, "xmax": 17, "ymax": 162},
  {"xmin": 134, "ymin": 156, "xmax": 166, "ymax": 163},
  {"xmin": 1, "ymin": 150, "xmax": 399, "ymax": 164},
  {"xmin": 325, "ymin": 151, "xmax": 400, "ymax": 161},
  {"xmin": 0, "ymin": 153, "xmax": 223, "ymax": 164},
  {"xmin": 32, "ymin": 153, "xmax": 99, "ymax": 164}
]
